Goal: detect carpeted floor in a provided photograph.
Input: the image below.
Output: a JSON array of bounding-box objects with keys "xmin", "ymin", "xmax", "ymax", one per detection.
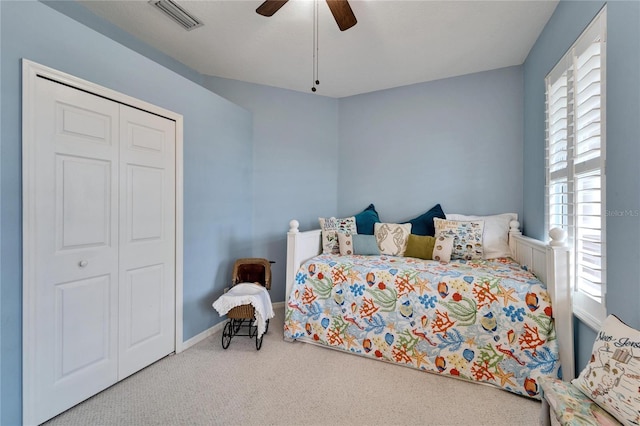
[{"xmin": 45, "ymin": 307, "xmax": 541, "ymax": 425}]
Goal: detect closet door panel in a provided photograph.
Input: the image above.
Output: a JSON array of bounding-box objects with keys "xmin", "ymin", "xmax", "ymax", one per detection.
[
  {"xmin": 118, "ymin": 105, "xmax": 176, "ymax": 380},
  {"xmin": 30, "ymin": 77, "xmax": 120, "ymax": 425},
  {"xmin": 25, "ymin": 71, "xmax": 178, "ymax": 425}
]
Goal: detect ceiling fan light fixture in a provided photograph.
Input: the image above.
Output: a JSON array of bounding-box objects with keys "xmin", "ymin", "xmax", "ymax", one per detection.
[{"xmin": 149, "ymin": 0, "xmax": 203, "ymax": 31}]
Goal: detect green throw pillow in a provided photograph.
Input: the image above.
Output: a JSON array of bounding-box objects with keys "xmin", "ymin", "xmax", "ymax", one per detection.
[{"xmin": 404, "ymin": 234, "xmax": 436, "ymax": 260}]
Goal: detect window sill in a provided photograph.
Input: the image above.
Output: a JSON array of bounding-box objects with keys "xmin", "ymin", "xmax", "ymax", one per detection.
[{"xmin": 573, "ymin": 304, "xmax": 604, "ymax": 332}]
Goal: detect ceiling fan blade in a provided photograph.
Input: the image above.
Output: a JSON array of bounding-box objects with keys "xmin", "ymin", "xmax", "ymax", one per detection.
[
  {"xmin": 256, "ymin": 0, "xmax": 289, "ymax": 17},
  {"xmin": 325, "ymin": 0, "xmax": 357, "ymax": 31}
]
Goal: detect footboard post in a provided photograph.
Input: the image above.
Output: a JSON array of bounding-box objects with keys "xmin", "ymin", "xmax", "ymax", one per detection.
[
  {"xmin": 546, "ymin": 228, "xmax": 574, "ymax": 380},
  {"xmin": 285, "ymin": 220, "xmax": 322, "ymax": 304},
  {"xmin": 285, "ymin": 220, "xmax": 301, "ymax": 305},
  {"xmin": 510, "ymin": 227, "xmax": 574, "ymax": 382}
]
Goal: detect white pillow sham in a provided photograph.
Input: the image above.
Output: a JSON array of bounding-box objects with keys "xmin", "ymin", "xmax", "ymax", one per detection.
[{"xmin": 445, "ymin": 213, "xmax": 517, "ymax": 259}]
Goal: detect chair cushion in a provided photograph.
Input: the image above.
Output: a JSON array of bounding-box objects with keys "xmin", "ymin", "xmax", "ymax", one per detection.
[{"xmin": 539, "ymin": 376, "xmax": 621, "ymax": 426}]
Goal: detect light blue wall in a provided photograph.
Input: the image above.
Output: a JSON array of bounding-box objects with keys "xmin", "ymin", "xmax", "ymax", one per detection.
[
  {"xmin": 203, "ymin": 76, "xmax": 340, "ymax": 302},
  {"xmin": 1, "ymin": 1, "xmax": 253, "ymax": 423},
  {"xmin": 523, "ymin": 0, "xmax": 640, "ymax": 369},
  {"xmin": 206, "ymin": 67, "xmax": 525, "ymax": 300},
  {"xmin": 337, "ymin": 66, "xmax": 524, "ymax": 222},
  {"xmin": 0, "ymin": 0, "xmax": 3, "ymax": 419}
]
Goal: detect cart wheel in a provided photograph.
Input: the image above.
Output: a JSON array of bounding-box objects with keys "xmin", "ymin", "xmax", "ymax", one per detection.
[
  {"xmin": 222, "ymin": 322, "xmax": 232, "ymax": 349},
  {"xmin": 264, "ymin": 319, "xmax": 270, "ymax": 334},
  {"xmin": 256, "ymin": 333, "xmax": 263, "ymax": 350}
]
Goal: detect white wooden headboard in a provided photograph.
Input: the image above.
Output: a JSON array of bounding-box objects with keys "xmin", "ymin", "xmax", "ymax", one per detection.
[{"xmin": 285, "ymin": 219, "xmax": 574, "ymax": 380}]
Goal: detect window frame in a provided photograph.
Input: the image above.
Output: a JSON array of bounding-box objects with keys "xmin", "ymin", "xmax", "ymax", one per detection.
[{"xmin": 545, "ymin": 6, "xmax": 607, "ymax": 331}]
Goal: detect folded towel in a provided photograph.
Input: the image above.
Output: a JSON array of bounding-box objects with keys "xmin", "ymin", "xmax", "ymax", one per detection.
[{"xmin": 212, "ymin": 283, "xmax": 274, "ymax": 338}]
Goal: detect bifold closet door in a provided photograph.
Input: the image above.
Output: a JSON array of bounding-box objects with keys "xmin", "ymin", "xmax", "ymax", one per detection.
[
  {"xmin": 118, "ymin": 104, "xmax": 175, "ymax": 380},
  {"xmin": 28, "ymin": 77, "xmax": 176, "ymax": 424},
  {"xmin": 31, "ymin": 77, "xmax": 121, "ymax": 424}
]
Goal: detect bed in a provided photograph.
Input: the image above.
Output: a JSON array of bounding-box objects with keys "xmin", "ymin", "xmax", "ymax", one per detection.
[{"xmin": 284, "ymin": 217, "xmax": 575, "ymax": 400}]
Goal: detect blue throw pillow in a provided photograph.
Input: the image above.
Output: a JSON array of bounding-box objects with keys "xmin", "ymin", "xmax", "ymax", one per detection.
[
  {"xmin": 352, "ymin": 234, "xmax": 380, "ymax": 255},
  {"xmin": 403, "ymin": 204, "xmax": 446, "ymax": 236},
  {"xmin": 354, "ymin": 204, "xmax": 380, "ymax": 235}
]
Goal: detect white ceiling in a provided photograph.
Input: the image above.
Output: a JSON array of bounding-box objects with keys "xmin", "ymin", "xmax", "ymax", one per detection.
[{"xmin": 78, "ymin": 0, "xmax": 559, "ymax": 98}]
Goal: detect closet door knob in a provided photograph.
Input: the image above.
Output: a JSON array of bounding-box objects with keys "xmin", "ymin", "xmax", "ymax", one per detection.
[{"xmin": 79, "ymin": 260, "xmax": 88, "ymax": 268}]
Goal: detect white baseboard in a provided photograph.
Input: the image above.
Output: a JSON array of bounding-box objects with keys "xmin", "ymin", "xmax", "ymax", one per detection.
[
  {"xmin": 179, "ymin": 302, "xmax": 285, "ymax": 352},
  {"xmin": 180, "ymin": 321, "xmax": 226, "ymax": 352}
]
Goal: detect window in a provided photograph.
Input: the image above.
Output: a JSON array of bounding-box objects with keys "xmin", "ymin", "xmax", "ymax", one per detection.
[{"xmin": 545, "ymin": 7, "xmax": 607, "ymax": 330}]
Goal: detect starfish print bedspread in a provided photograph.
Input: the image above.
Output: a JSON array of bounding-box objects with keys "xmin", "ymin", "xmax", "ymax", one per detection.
[{"xmin": 284, "ymin": 254, "xmax": 562, "ymax": 399}]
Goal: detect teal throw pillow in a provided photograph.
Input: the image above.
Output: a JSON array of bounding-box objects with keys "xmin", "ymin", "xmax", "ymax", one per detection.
[
  {"xmin": 403, "ymin": 204, "xmax": 446, "ymax": 236},
  {"xmin": 354, "ymin": 204, "xmax": 380, "ymax": 235}
]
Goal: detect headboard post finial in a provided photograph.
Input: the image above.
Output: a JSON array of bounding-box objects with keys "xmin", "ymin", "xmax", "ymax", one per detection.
[
  {"xmin": 509, "ymin": 220, "xmax": 522, "ymax": 235},
  {"xmin": 289, "ymin": 219, "xmax": 300, "ymax": 234},
  {"xmin": 549, "ymin": 227, "xmax": 567, "ymax": 247}
]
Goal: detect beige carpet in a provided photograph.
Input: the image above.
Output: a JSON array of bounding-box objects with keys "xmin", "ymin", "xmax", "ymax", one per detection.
[{"xmin": 45, "ymin": 307, "xmax": 541, "ymax": 426}]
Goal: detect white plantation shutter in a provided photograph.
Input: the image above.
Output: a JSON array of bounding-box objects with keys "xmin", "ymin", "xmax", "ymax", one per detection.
[
  {"xmin": 546, "ymin": 71, "xmax": 572, "ymax": 235},
  {"xmin": 545, "ymin": 7, "xmax": 606, "ymax": 329}
]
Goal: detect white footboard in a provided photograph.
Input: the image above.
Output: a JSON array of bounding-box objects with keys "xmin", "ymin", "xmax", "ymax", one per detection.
[
  {"xmin": 509, "ymin": 226, "xmax": 574, "ymax": 380},
  {"xmin": 285, "ymin": 220, "xmax": 322, "ymax": 304},
  {"xmin": 285, "ymin": 219, "xmax": 574, "ymax": 380}
]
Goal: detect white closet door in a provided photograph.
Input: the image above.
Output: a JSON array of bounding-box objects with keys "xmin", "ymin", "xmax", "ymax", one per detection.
[
  {"xmin": 118, "ymin": 105, "xmax": 176, "ymax": 379},
  {"xmin": 31, "ymin": 77, "xmax": 120, "ymax": 425},
  {"xmin": 26, "ymin": 77, "xmax": 176, "ymax": 425}
]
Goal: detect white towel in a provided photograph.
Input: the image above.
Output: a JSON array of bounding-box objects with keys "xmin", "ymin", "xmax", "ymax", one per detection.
[{"xmin": 212, "ymin": 283, "xmax": 274, "ymax": 338}]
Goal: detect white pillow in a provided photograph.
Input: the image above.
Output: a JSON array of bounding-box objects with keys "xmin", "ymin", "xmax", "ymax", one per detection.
[
  {"xmin": 446, "ymin": 213, "xmax": 517, "ymax": 259},
  {"xmin": 374, "ymin": 223, "xmax": 411, "ymax": 256}
]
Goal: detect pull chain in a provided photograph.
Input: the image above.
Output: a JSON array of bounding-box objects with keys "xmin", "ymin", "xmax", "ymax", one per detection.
[{"xmin": 311, "ymin": 0, "xmax": 320, "ymax": 92}]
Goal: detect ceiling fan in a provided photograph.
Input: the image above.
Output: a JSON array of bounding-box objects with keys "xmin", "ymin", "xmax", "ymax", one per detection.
[{"xmin": 256, "ymin": 0, "xmax": 357, "ymax": 31}]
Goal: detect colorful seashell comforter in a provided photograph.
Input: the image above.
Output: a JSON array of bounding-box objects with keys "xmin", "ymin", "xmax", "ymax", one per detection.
[{"xmin": 284, "ymin": 254, "xmax": 562, "ymax": 399}]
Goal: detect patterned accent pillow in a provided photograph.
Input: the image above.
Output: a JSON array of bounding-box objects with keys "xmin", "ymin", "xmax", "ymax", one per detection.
[
  {"xmin": 432, "ymin": 235, "xmax": 454, "ymax": 262},
  {"xmin": 338, "ymin": 232, "xmax": 354, "ymax": 255},
  {"xmin": 374, "ymin": 223, "xmax": 411, "ymax": 256},
  {"xmin": 571, "ymin": 314, "xmax": 640, "ymax": 426},
  {"xmin": 319, "ymin": 217, "xmax": 357, "ymax": 254},
  {"xmin": 434, "ymin": 218, "xmax": 485, "ymax": 260},
  {"xmin": 446, "ymin": 213, "xmax": 517, "ymax": 259}
]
